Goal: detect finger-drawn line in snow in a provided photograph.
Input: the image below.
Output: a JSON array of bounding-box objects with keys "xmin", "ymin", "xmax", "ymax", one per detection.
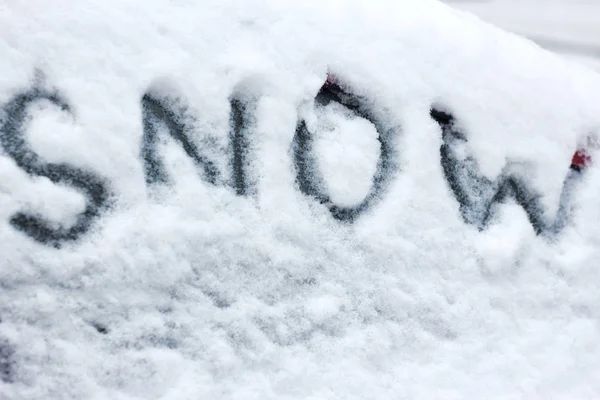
[
  {"xmin": 0, "ymin": 338, "xmax": 15, "ymax": 384},
  {"xmin": 229, "ymin": 93, "xmax": 257, "ymax": 197},
  {"xmin": 141, "ymin": 93, "xmax": 221, "ymax": 186},
  {"xmin": 431, "ymin": 107, "xmax": 581, "ymax": 235},
  {"xmin": 292, "ymin": 76, "xmax": 399, "ymax": 221},
  {"xmin": 0, "ymin": 88, "xmax": 111, "ymax": 248},
  {"xmin": 0, "ymin": 75, "xmax": 587, "ymax": 247},
  {"xmin": 141, "ymin": 90, "xmax": 256, "ymax": 196}
]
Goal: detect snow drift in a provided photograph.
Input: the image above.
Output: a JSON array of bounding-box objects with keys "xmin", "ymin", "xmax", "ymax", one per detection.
[{"xmin": 1, "ymin": 0, "xmax": 600, "ymax": 398}]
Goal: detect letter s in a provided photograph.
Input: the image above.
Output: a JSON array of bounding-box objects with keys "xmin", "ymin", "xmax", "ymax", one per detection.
[{"xmin": 0, "ymin": 88, "xmax": 110, "ymax": 247}]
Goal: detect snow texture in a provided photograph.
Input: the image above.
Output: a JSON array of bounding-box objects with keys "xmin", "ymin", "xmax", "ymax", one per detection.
[
  {"xmin": 1, "ymin": 0, "xmax": 600, "ymax": 398},
  {"xmin": 444, "ymin": 0, "xmax": 600, "ymax": 70}
]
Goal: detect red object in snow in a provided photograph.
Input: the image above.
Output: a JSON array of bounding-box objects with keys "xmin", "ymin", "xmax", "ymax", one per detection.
[
  {"xmin": 571, "ymin": 149, "xmax": 591, "ymax": 170},
  {"xmin": 324, "ymin": 73, "xmax": 339, "ymax": 88}
]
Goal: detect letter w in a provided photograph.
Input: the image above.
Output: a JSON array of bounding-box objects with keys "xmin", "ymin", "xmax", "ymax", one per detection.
[{"xmin": 431, "ymin": 108, "xmax": 581, "ymax": 235}]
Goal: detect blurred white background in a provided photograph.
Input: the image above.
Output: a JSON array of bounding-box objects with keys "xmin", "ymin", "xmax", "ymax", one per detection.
[{"xmin": 443, "ymin": 0, "xmax": 600, "ymax": 70}]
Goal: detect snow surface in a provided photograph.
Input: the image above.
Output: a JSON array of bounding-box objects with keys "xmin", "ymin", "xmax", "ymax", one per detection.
[
  {"xmin": 1, "ymin": 0, "xmax": 600, "ymax": 398},
  {"xmin": 444, "ymin": 0, "xmax": 600, "ymax": 70}
]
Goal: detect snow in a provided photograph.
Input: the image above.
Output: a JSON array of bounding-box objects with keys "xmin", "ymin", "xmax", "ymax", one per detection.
[
  {"xmin": 444, "ymin": 0, "xmax": 600, "ymax": 70},
  {"xmin": 1, "ymin": 0, "xmax": 600, "ymax": 398}
]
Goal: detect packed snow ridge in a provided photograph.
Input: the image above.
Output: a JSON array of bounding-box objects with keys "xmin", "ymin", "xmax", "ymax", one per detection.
[{"xmin": 1, "ymin": 0, "xmax": 600, "ymax": 398}]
